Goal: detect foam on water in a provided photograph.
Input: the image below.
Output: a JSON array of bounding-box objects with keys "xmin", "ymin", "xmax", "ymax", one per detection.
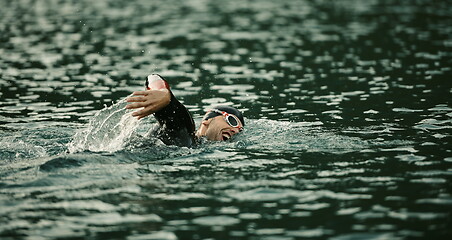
[
  {"xmin": 68, "ymin": 97, "xmax": 142, "ymax": 153},
  {"xmin": 234, "ymin": 119, "xmax": 368, "ymax": 154}
]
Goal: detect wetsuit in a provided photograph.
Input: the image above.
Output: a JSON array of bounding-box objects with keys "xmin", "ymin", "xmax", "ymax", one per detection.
[{"xmin": 146, "ymin": 75, "xmax": 197, "ymax": 148}]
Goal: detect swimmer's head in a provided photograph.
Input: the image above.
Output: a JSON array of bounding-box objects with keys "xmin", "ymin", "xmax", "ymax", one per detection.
[{"xmin": 196, "ymin": 106, "xmax": 245, "ymax": 141}]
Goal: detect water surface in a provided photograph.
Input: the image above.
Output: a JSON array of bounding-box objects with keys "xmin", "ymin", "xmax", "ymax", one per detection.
[{"xmin": 1, "ymin": 0, "xmax": 451, "ymax": 239}]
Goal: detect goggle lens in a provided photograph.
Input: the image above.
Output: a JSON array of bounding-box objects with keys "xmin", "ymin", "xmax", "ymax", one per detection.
[
  {"xmin": 211, "ymin": 109, "xmax": 243, "ymax": 131},
  {"xmin": 226, "ymin": 115, "xmax": 238, "ymax": 127}
]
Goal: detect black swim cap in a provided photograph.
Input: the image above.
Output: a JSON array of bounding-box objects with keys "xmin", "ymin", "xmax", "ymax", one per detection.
[{"xmin": 203, "ymin": 105, "xmax": 245, "ymax": 127}]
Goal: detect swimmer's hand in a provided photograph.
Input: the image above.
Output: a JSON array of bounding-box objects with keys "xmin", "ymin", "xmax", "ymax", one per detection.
[{"xmin": 125, "ymin": 89, "xmax": 171, "ymax": 120}]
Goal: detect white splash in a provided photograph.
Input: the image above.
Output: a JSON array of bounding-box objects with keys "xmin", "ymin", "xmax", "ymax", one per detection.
[{"xmin": 68, "ymin": 98, "xmax": 141, "ymax": 153}]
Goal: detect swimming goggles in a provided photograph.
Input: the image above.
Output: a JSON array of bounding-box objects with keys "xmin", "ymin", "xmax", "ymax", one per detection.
[{"xmin": 210, "ymin": 109, "xmax": 243, "ymax": 131}]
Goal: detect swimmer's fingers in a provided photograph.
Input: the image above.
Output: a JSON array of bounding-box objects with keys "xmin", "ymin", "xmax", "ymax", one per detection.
[
  {"xmin": 131, "ymin": 91, "xmax": 149, "ymax": 96},
  {"xmin": 126, "ymin": 96, "xmax": 146, "ymax": 103},
  {"xmin": 126, "ymin": 89, "xmax": 170, "ymax": 119},
  {"xmin": 132, "ymin": 105, "xmax": 156, "ymax": 119},
  {"xmin": 125, "ymin": 102, "xmax": 147, "ymax": 109}
]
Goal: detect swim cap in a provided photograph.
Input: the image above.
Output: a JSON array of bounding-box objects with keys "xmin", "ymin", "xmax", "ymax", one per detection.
[{"xmin": 203, "ymin": 105, "xmax": 245, "ymax": 127}]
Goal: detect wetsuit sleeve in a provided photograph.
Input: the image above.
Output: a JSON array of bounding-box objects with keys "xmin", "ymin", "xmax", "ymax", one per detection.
[{"xmin": 153, "ymin": 91, "xmax": 196, "ymax": 147}]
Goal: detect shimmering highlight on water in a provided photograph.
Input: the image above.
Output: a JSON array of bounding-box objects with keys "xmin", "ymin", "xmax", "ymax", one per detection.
[{"xmin": 1, "ymin": 0, "xmax": 451, "ymax": 239}]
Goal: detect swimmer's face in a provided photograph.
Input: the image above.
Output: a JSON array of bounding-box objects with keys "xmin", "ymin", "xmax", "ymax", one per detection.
[{"xmin": 197, "ymin": 115, "xmax": 243, "ymax": 141}]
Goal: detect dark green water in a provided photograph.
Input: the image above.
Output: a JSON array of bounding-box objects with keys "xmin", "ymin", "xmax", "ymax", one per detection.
[{"xmin": 1, "ymin": 0, "xmax": 451, "ymax": 239}]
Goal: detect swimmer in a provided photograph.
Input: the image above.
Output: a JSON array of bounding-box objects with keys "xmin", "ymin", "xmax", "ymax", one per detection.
[{"xmin": 125, "ymin": 74, "xmax": 245, "ymax": 147}]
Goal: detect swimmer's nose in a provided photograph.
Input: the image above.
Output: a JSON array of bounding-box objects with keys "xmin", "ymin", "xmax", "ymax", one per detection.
[{"xmin": 230, "ymin": 128, "xmax": 240, "ymax": 135}]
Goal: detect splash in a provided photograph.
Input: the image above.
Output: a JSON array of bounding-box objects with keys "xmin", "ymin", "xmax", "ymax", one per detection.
[
  {"xmin": 0, "ymin": 136, "xmax": 47, "ymax": 162},
  {"xmin": 68, "ymin": 98, "xmax": 141, "ymax": 153}
]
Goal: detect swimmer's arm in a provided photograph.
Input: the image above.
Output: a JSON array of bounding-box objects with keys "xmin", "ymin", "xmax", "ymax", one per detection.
[{"xmin": 125, "ymin": 89, "xmax": 171, "ymax": 120}]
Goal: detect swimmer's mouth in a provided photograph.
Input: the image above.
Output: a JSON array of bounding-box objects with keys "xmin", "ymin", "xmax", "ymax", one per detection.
[{"xmin": 221, "ymin": 132, "xmax": 231, "ymax": 141}]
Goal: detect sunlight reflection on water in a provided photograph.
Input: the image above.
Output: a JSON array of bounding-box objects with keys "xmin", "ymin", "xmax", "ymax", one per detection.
[{"xmin": 1, "ymin": 0, "xmax": 451, "ymax": 239}]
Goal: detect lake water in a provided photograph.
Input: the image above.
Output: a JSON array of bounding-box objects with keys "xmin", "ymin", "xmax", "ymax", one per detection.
[{"xmin": 1, "ymin": 0, "xmax": 451, "ymax": 239}]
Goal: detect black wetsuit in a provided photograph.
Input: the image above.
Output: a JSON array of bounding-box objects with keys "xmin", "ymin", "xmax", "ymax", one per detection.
[{"xmin": 151, "ymin": 92, "xmax": 197, "ymax": 148}]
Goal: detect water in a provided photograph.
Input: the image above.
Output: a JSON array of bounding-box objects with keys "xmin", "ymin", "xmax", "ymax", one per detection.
[{"xmin": 1, "ymin": 0, "xmax": 451, "ymax": 239}]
